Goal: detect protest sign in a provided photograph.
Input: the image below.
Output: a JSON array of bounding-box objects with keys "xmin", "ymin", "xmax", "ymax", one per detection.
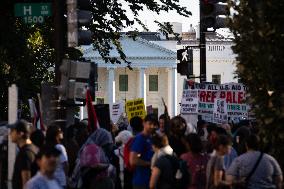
[
  {"xmin": 126, "ymin": 98, "xmax": 146, "ymax": 121},
  {"xmin": 112, "ymin": 102, "xmax": 124, "ymax": 124},
  {"xmin": 180, "ymin": 89, "xmax": 199, "ymax": 114},
  {"xmin": 219, "ymin": 83, "xmax": 248, "ymax": 119},
  {"xmin": 194, "ymin": 83, "xmax": 220, "ymax": 122},
  {"xmin": 213, "ymin": 98, "xmax": 228, "ymax": 124}
]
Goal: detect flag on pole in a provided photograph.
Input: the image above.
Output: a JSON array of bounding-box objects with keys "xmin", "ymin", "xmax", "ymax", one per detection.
[{"xmin": 86, "ymin": 89, "xmax": 99, "ymax": 132}]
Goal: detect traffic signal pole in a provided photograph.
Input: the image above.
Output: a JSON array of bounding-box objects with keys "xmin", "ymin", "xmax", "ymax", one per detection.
[
  {"xmin": 200, "ymin": 0, "xmax": 206, "ymax": 83},
  {"xmin": 200, "ymin": 30, "xmax": 206, "ymax": 83},
  {"xmin": 54, "ymin": 0, "xmax": 65, "ymax": 85}
]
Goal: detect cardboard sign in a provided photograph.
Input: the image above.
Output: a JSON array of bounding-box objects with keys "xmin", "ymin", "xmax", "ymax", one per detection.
[
  {"xmin": 126, "ymin": 98, "xmax": 146, "ymax": 121},
  {"xmin": 112, "ymin": 102, "xmax": 124, "ymax": 124},
  {"xmin": 213, "ymin": 98, "xmax": 228, "ymax": 124},
  {"xmin": 181, "ymin": 89, "xmax": 199, "ymax": 114}
]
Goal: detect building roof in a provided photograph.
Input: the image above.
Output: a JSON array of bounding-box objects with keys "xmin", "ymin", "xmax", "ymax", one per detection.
[{"xmin": 82, "ymin": 35, "xmax": 177, "ymax": 68}]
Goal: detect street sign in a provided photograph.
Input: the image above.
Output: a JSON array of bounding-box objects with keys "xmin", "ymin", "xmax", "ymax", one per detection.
[{"xmin": 14, "ymin": 3, "xmax": 52, "ymax": 24}]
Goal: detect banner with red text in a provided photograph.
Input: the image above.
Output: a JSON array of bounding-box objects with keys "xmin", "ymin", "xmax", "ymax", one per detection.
[{"xmin": 182, "ymin": 82, "xmax": 248, "ymax": 123}]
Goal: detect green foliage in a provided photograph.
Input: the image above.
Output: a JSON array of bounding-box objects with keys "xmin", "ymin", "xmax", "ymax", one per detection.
[
  {"xmin": 0, "ymin": 0, "xmax": 190, "ymax": 120},
  {"xmin": 228, "ymin": 0, "xmax": 284, "ymax": 167}
]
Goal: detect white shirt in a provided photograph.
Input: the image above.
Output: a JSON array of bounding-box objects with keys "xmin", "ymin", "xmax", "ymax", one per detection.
[{"xmin": 54, "ymin": 144, "xmax": 68, "ymax": 186}]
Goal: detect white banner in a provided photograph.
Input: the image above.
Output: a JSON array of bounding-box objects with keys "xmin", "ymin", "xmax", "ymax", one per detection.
[
  {"xmin": 112, "ymin": 101, "xmax": 124, "ymax": 124},
  {"xmin": 181, "ymin": 89, "xmax": 199, "ymax": 114}
]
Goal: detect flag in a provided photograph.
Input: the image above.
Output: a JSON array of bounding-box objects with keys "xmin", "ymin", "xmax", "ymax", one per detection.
[
  {"xmin": 28, "ymin": 98, "xmax": 45, "ymax": 131},
  {"xmin": 162, "ymin": 98, "xmax": 170, "ymax": 135},
  {"xmin": 86, "ymin": 89, "xmax": 99, "ymax": 132}
]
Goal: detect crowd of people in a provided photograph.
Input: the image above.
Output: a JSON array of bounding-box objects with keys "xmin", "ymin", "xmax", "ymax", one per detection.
[{"xmin": 6, "ymin": 113, "xmax": 283, "ymax": 189}]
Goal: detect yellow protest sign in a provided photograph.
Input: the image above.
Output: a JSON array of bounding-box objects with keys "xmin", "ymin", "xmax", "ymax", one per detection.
[{"xmin": 126, "ymin": 98, "xmax": 146, "ymax": 121}]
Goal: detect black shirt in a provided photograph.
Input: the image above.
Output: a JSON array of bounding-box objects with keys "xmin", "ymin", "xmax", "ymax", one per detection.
[
  {"xmin": 154, "ymin": 155, "xmax": 175, "ymax": 189},
  {"xmin": 169, "ymin": 136, "xmax": 187, "ymax": 157},
  {"xmin": 12, "ymin": 144, "xmax": 38, "ymax": 189}
]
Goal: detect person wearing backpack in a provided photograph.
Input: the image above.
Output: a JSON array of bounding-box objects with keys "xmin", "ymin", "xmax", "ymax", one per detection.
[
  {"xmin": 181, "ymin": 133, "xmax": 209, "ymax": 189},
  {"xmin": 130, "ymin": 114, "xmax": 158, "ymax": 189},
  {"xmin": 226, "ymin": 134, "xmax": 283, "ymax": 189},
  {"xmin": 149, "ymin": 133, "xmax": 189, "ymax": 189}
]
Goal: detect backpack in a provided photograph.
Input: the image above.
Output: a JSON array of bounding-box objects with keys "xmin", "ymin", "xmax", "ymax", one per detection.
[
  {"xmin": 165, "ymin": 155, "xmax": 191, "ymax": 189},
  {"xmin": 123, "ymin": 137, "xmax": 134, "ymax": 172}
]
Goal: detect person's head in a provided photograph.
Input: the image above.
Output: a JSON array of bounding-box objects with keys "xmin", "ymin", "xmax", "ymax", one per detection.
[
  {"xmin": 46, "ymin": 124, "xmax": 63, "ymax": 146},
  {"xmin": 151, "ymin": 133, "xmax": 169, "ymax": 152},
  {"xmin": 215, "ymin": 134, "xmax": 232, "ymax": 156},
  {"xmin": 8, "ymin": 120, "xmax": 31, "ymax": 144},
  {"xmin": 30, "ymin": 129, "xmax": 45, "ymax": 148},
  {"xmin": 207, "ymin": 124, "xmax": 227, "ymax": 145},
  {"xmin": 197, "ymin": 120, "xmax": 208, "ymax": 141},
  {"xmin": 143, "ymin": 114, "xmax": 159, "ymax": 135},
  {"xmin": 130, "ymin": 116, "xmax": 143, "ymax": 135},
  {"xmin": 169, "ymin": 116, "xmax": 187, "ymax": 137},
  {"xmin": 245, "ymin": 134, "xmax": 259, "ymax": 151},
  {"xmin": 185, "ymin": 133, "xmax": 203, "ymax": 154},
  {"xmin": 158, "ymin": 114, "xmax": 168, "ymax": 133},
  {"xmin": 36, "ymin": 145, "xmax": 61, "ymax": 176}
]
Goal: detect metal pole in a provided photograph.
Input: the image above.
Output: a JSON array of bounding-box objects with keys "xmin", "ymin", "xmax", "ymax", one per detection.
[
  {"xmin": 200, "ymin": 0, "xmax": 206, "ymax": 83},
  {"xmin": 200, "ymin": 31, "xmax": 206, "ymax": 83},
  {"xmin": 54, "ymin": 0, "xmax": 65, "ymax": 85}
]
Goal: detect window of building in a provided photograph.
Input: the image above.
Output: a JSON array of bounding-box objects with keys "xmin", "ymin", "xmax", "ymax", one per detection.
[
  {"xmin": 149, "ymin": 75, "xmax": 158, "ymax": 91},
  {"xmin": 152, "ymin": 108, "xmax": 159, "ymax": 118},
  {"xmin": 119, "ymin": 75, "xmax": 128, "ymax": 91},
  {"xmin": 212, "ymin": 75, "xmax": 221, "ymax": 84},
  {"xmin": 96, "ymin": 98, "xmax": 104, "ymax": 104}
]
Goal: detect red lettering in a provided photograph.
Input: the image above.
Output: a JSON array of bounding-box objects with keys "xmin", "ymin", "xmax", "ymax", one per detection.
[
  {"xmin": 238, "ymin": 92, "xmax": 244, "ymax": 103},
  {"xmin": 232, "ymin": 92, "xmax": 238, "ymax": 103},
  {"xmin": 199, "ymin": 91, "xmax": 206, "ymax": 102},
  {"xmin": 227, "ymin": 91, "xmax": 232, "ymax": 103},
  {"xmin": 206, "ymin": 91, "xmax": 211, "ymax": 102},
  {"xmin": 220, "ymin": 91, "xmax": 226, "ymax": 99}
]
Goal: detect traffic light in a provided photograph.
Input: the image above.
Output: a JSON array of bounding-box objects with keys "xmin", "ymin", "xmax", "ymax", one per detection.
[
  {"xmin": 177, "ymin": 49, "xmax": 193, "ymax": 77},
  {"xmin": 200, "ymin": 0, "xmax": 228, "ymax": 31},
  {"xmin": 67, "ymin": 0, "xmax": 93, "ymax": 47},
  {"xmin": 58, "ymin": 59, "xmax": 97, "ymax": 100}
]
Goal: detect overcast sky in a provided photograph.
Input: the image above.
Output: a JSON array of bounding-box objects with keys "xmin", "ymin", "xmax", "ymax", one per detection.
[{"xmin": 123, "ymin": 0, "xmax": 200, "ymax": 32}]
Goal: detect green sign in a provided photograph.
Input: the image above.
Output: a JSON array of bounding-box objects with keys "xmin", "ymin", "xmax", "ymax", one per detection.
[{"xmin": 14, "ymin": 3, "xmax": 52, "ymax": 24}]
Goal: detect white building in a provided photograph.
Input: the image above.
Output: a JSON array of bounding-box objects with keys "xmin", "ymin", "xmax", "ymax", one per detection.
[{"xmin": 82, "ymin": 31, "xmax": 237, "ymax": 118}]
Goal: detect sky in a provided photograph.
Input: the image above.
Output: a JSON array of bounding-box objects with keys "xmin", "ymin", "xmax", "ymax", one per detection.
[{"xmin": 124, "ymin": 0, "xmax": 200, "ymax": 32}]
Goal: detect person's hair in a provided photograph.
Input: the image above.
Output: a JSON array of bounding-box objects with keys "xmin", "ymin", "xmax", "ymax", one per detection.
[
  {"xmin": 130, "ymin": 116, "xmax": 143, "ymax": 134},
  {"xmin": 152, "ymin": 133, "xmax": 169, "ymax": 149},
  {"xmin": 185, "ymin": 133, "xmax": 203, "ymax": 154},
  {"xmin": 46, "ymin": 125, "xmax": 62, "ymax": 146},
  {"xmin": 169, "ymin": 116, "xmax": 187, "ymax": 136},
  {"xmin": 215, "ymin": 134, "xmax": 232, "ymax": 150},
  {"xmin": 207, "ymin": 124, "xmax": 227, "ymax": 135},
  {"xmin": 30, "ymin": 129, "xmax": 45, "ymax": 148},
  {"xmin": 36, "ymin": 145, "xmax": 61, "ymax": 159},
  {"xmin": 159, "ymin": 114, "xmax": 168, "ymax": 121},
  {"xmin": 144, "ymin": 114, "xmax": 159, "ymax": 126},
  {"xmin": 245, "ymin": 134, "xmax": 259, "ymax": 150}
]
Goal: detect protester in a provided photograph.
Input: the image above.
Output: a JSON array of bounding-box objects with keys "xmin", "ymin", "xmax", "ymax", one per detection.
[
  {"xmin": 45, "ymin": 125, "xmax": 68, "ymax": 188},
  {"xmin": 9, "ymin": 120, "xmax": 38, "ymax": 189},
  {"xmin": 24, "ymin": 145, "xmax": 62, "ymax": 189},
  {"xmin": 65, "ymin": 124, "xmax": 80, "ymax": 176},
  {"xmin": 151, "ymin": 133, "xmax": 173, "ymax": 168},
  {"xmin": 149, "ymin": 133, "xmax": 174, "ymax": 189},
  {"xmin": 168, "ymin": 116, "xmax": 188, "ymax": 157},
  {"xmin": 206, "ymin": 135, "xmax": 231, "ymax": 189},
  {"xmin": 130, "ymin": 114, "xmax": 158, "ymax": 189},
  {"xmin": 30, "ymin": 129, "xmax": 45, "ymax": 149},
  {"xmin": 181, "ymin": 133, "xmax": 209, "ymax": 189},
  {"xmin": 157, "ymin": 114, "xmax": 168, "ymax": 134},
  {"xmin": 123, "ymin": 116, "xmax": 144, "ymax": 189},
  {"xmin": 226, "ymin": 134, "xmax": 283, "ymax": 189}
]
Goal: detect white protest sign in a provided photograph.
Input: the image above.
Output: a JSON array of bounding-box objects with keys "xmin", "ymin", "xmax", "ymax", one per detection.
[
  {"xmin": 112, "ymin": 102, "xmax": 124, "ymax": 124},
  {"xmin": 181, "ymin": 89, "xmax": 199, "ymax": 114},
  {"xmin": 213, "ymin": 98, "xmax": 228, "ymax": 124}
]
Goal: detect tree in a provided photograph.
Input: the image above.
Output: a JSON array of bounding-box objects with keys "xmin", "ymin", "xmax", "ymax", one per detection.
[
  {"xmin": 228, "ymin": 0, "xmax": 284, "ymax": 168},
  {"xmin": 0, "ymin": 0, "xmax": 191, "ymax": 120}
]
